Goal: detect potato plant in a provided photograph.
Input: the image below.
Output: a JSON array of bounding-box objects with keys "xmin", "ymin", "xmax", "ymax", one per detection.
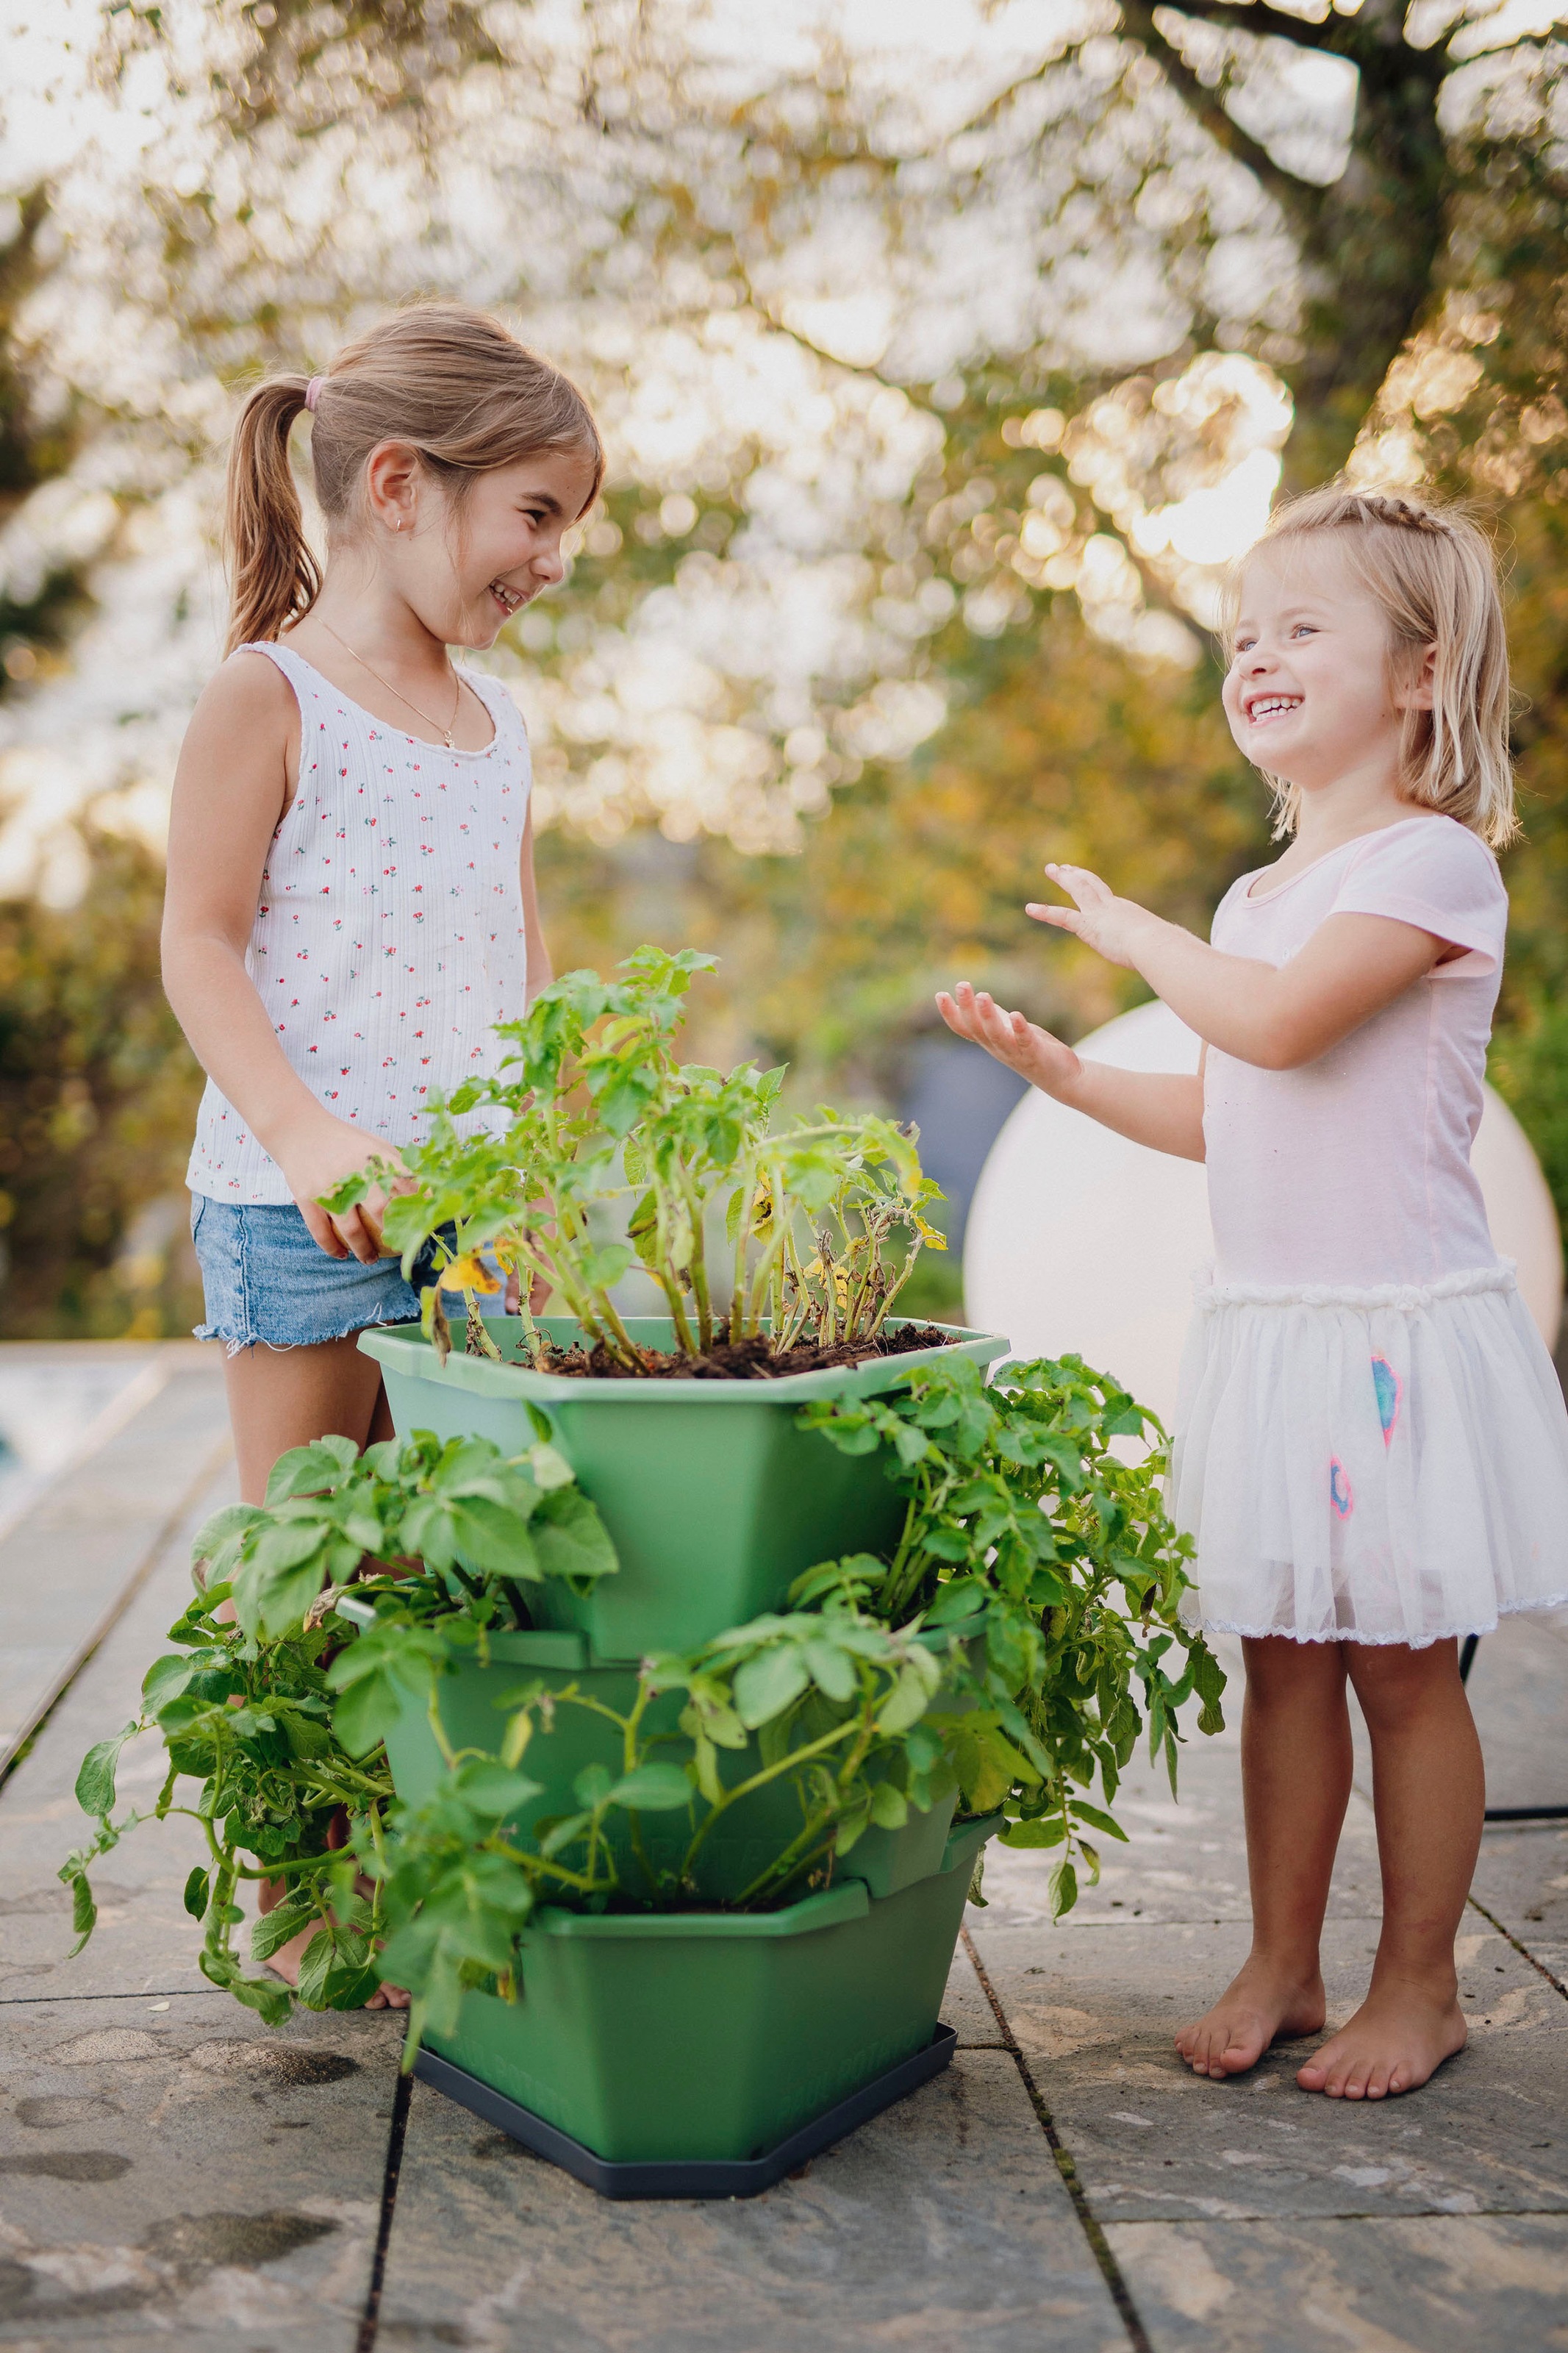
[
  {"xmin": 801, "ymin": 1352, "xmax": 1228, "ymax": 1915},
  {"xmin": 58, "ymin": 1429, "xmax": 617, "ymax": 2025},
  {"xmin": 322, "ymin": 946, "xmax": 948, "ymax": 1370}
]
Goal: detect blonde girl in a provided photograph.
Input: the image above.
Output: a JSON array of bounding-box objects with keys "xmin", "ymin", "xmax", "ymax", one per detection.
[{"xmin": 939, "ymin": 487, "xmax": 1568, "ymax": 2101}]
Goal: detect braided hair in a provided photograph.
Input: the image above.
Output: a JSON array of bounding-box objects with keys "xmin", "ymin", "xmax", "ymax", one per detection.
[{"xmin": 1226, "ymin": 483, "xmax": 1516, "ymax": 850}]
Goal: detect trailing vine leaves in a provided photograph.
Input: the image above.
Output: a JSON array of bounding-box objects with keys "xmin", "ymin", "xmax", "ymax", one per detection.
[
  {"xmin": 800, "ymin": 1352, "xmax": 1227, "ymax": 1916},
  {"xmin": 57, "ymin": 1430, "xmax": 617, "ymax": 2021},
  {"xmin": 60, "ymin": 1350, "xmax": 1225, "ymax": 2044},
  {"xmin": 345, "ymin": 1593, "xmax": 966, "ymax": 2059}
]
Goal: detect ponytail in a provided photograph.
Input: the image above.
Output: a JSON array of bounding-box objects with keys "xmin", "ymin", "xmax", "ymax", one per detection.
[
  {"xmin": 224, "ymin": 376, "xmax": 324, "ymax": 654},
  {"xmin": 221, "ymin": 304, "xmax": 603, "ymax": 655}
]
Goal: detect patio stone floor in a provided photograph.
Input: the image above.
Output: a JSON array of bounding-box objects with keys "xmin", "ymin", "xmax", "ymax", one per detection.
[{"xmin": 0, "ymin": 1340, "xmax": 1564, "ymax": 2350}]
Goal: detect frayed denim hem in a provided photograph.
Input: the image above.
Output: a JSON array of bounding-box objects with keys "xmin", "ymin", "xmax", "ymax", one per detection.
[{"xmin": 192, "ymin": 1304, "xmax": 422, "ymax": 1360}]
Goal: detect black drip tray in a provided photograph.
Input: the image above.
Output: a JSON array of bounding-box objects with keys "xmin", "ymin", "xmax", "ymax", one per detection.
[{"xmin": 412, "ymin": 2024, "xmax": 958, "ymax": 2201}]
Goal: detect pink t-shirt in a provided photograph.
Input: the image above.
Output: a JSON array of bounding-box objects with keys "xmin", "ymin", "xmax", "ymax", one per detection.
[{"xmin": 1203, "ymin": 814, "xmax": 1508, "ymax": 1288}]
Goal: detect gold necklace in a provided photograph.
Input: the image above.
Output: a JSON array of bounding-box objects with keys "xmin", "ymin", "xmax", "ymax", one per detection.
[{"xmin": 319, "ymin": 619, "xmax": 464, "ymax": 749}]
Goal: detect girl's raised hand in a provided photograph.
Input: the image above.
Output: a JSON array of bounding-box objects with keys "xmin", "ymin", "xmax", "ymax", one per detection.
[
  {"xmin": 935, "ymin": 982, "xmax": 1084, "ymax": 1101},
  {"xmin": 1026, "ymin": 863, "xmax": 1156, "ymax": 969}
]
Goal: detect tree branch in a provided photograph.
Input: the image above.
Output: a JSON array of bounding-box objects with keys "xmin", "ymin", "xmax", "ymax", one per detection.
[
  {"xmin": 1120, "ymin": 0, "xmax": 1327, "ymax": 235},
  {"xmin": 1145, "ymin": 0, "xmax": 1345, "ymax": 51}
]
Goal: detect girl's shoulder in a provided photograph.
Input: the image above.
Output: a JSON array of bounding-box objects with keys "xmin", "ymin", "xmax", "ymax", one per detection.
[
  {"xmin": 184, "ymin": 643, "xmax": 301, "ymax": 741},
  {"xmin": 1331, "ymin": 814, "xmax": 1507, "ymax": 970},
  {"xmin": 458, "ymin": 664, "xmax": 529, "ymax": 738},
  {"xmin": 1336, "ymin": 813, "xmax": 1506, "ymax": 910}
]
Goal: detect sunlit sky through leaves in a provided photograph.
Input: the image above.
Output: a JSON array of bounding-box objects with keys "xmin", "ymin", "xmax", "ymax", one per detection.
[{"xmin": 0, "ymin": 0, "xmax": 1551, "ymax": 893}]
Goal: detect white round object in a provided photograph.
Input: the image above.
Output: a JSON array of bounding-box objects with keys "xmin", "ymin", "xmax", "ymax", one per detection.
[{"xmin": 964, "ymin": 1000, "xmax": 1562, "ymax": 1427}]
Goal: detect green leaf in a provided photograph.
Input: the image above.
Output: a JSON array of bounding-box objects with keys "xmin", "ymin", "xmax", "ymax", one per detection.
[
  {"xmin": 531, "ymin": 1488, "xmax": 618, "ymax": 1586},
  {"xmin": 182, "ymin": 1867, "xmax": 211, "ymax": 1921},
  {"xmin": 732, "ymin": 1645, "xmax": 812, "ymax": 1729},
  {"xmin": 295, "ymin": 1929, "xmax": 340, "ymax": 2011},
  {"xmin": 875, "ymin": 1662, "xmax": 934, "ymax": 1737},
  {"xmin": 526, "ymin": 1441, "xmax": 574, "ymax": 1492},
  {"xmin": 453, "ymin": 1761, "xmax": 544, "ymax": 1819},
  {"xmin": 607, "ymin": 1763, "xmax": 692, "ymax": 1812},
  {"xmin": 251, "ymin": 1894, "xmax": 321, "ymax": 1963},
  {"xmin": 868, "ymin": 1781, "xmax": 909, "ymax": 1829},
  {"xmin": 449, "ymin": 1496, "xmax": 540, "ymax": 1580},
  {"xmin": 803, "ymin": 1639, "xmax": 858, "ymax": 1703},
  {"xmin": 265, "ymin": 1437, "xmax": 359, "ymax": 1504},
  {"xmin": 1000, "ymin": 1816, "xmax": 1065, "ymax": 1849},
  {"xmin": 1069, "ymin": 1802, "xmax": 1130, "ymax": 1843},
  {"xmin": 226, "ymin": 1972, "xmax": 295, "ymax": 2027},
  {"xmin": 61, "ymin": 1862, "xmax": 96, "ymax": 1951},
  {"xmin": 75, "ymin": 1724, "xmax": 136, "ymax": 1819}
]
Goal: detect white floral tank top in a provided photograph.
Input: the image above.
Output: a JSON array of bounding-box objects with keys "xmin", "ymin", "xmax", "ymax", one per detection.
[{"xmin": 187, "ymin": 640, "xmax": 532, "ymax": 1204}]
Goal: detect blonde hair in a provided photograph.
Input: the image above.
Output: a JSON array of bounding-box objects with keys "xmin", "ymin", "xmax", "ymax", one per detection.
[
  {"xmin": 1227, "ymin": 485, "xmax": 1517, "ymax": 850},
  {"xmin": 223, "ymin": 302, "xmax": 604, "ymax": 653}
]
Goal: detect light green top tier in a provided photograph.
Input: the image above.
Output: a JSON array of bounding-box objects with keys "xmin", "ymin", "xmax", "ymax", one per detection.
[{"xmin": 359, "ymin": 1315, "xmax": 1009, "ymax": 1657}]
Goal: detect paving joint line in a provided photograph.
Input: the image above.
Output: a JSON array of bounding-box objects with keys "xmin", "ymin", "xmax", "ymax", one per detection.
[
  {"xmin": 1465, "ymin": 1890, "xmax": 1568, "ymax": 2001},
  {"xmin": 357, "ymin": 2064, "xmax": 412, "ymax": 2353},
  {"xmin": 962, "ymin": 1924, "xmax": 1153, "ymax": 2353},
  {"xmin": 0, "ymin": 1421, "xmax": 234, "ymax": 1798}
]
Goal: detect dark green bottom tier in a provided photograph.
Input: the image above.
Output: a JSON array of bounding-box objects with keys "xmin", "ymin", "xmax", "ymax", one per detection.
[{"xmin": 423, "ymin": 1815, "xmax": 998, "ymax": 2165}]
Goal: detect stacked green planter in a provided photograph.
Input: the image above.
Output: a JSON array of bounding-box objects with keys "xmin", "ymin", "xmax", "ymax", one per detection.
[
  {"xmin": 357, "ymin": 1313, "xmax": 1009, "ymax": 2193},
  {"xmin": 356, "ymin": 1616, "xmax": 980, "ymax": 1904}
]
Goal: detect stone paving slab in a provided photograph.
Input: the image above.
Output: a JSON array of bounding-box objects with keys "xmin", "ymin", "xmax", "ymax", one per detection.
[
  {"xmin": 1106, "ymin": 2213, "xmax": 1568, "ymax": 2352},
  {"xmin": 1472, "ymin": 1824, "xmax": 1568, "ymax": 1954},
  {"xmin": 970, "ymin": 1915, "xmax": 1568, "ymax": 2224},
  {"xmin": 1456, "ymin": 1607, "xmax": 1568, "ymax": 1816},
  {"xmin": 376, "ymin": 2049, "xmax": 1126, "ymax": 2353},
  {"xmin": 0, "ymin": 1452, "xmax": 237, "ymax": 2005},
  {"xmin": 0, "ymin": 1990, "xmax": 401, "ymax": 2346},
  {"xmin": 3, "ymin": 1346, "xmax": 1568, "ymax": 2349},
  {"xmin": 0, "ymin": 1351, "xmax": 232, "ymax": 1777}
]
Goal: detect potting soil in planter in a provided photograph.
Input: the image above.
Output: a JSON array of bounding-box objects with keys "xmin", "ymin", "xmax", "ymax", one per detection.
[
  {"xmin": 418, "ymin": 1813, "xmax": 1000, "ymax": 2171},
  {"xmin": 359, "ymin": 1315, "xmax": 1009, "ymax": 1654}
]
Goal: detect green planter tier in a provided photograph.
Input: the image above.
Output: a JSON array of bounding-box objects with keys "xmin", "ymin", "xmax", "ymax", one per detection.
[
  {"xmin": 418, "ymin": 1813, "xmax": 1000, "ymax": 2184},
  {"xmin": 359, "ymin": 1315, "xmax": 1009, "ymax": 1654},
  {"xmin": 338, "ymin": 1608, "xmax": 981, "ymax": 1904}
]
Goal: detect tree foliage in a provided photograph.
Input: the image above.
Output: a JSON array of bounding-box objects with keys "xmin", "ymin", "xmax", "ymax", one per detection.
[
  {"xmin": 0, "ymin": 827, "xmax": 202, "ymax": 1335},
  {"xmin": 6, "ymin": 1, "xmax": 1568, "ymax": 1319}
]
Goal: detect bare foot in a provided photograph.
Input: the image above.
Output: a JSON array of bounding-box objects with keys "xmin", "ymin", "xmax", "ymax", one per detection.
[
  {"xmin": 1175, "ymin": 1956, "xmax": 1327, "ymax": 2079},
  {"xmin": 1295, "ymin": 1979, "xmax": 1466, "ymax": 2099}
]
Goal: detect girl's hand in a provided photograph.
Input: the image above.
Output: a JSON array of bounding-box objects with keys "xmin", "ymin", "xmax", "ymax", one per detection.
[
  {"xmin": 1026, "ymin": 864, "xmax": 1159, "ymax": 970},
  {"xmin": 936, "ymin": 982, "xmax": 1084, "ymax": 1101},
  {"xmin": 275, "ymin": 1115, "xmax": 409, "ymax": 1264}
]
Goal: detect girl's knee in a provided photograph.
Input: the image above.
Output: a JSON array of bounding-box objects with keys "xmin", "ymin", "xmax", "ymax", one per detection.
[
  {"xmin": 1346, "ymin": 1639, "xmax": 1462, "ymax": 1727},
  {"xmin": 1242, "ymin": 1635, "xmax": 1347, "ymax": 1706}
]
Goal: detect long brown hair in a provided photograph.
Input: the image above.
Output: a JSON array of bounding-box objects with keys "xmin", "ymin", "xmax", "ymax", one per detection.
[
  {"xmin": 1225, "ymin": 485, "xmax": 1517, "ymax": 850},
  {"xmin": 223, "ymin": 303, "xmax": 604, "ymax": 653}
]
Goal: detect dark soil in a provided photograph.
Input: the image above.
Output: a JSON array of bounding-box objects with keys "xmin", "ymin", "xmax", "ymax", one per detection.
[{"xmin": 535, "ymin": 1321, "xmax": 959, "ymax": 1381}]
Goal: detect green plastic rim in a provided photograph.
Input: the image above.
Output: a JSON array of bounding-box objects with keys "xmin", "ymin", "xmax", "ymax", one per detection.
[{"xmin": 359, "ymin": 1315, "xmax": 1011, "ymax": 1402}]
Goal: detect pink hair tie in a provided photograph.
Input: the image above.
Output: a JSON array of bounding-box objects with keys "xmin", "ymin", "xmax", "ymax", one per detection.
[{"xmin": 304, "ymin": 374, "xmax": 325, "ymax": 412}]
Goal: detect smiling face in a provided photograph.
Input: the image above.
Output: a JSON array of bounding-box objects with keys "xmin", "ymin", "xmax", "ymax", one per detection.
[
  {"xmin": 1222, "ymin": 539, "xmax": 1430, "ymax": 801},
  {"xmin": 366, "ymin": 444, "xmax": 601, "ymax": 649}
]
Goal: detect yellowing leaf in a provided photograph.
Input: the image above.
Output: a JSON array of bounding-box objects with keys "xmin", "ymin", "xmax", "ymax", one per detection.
[{"xmin": 438, "ymin": 1254, "xmax": 501, "ymax": 1293}]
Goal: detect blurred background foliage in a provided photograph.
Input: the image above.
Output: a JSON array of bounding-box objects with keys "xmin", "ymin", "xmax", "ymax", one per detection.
[{"xmin": 1, "ymin": 0, "xmax": 1568, "ymax": 1333}]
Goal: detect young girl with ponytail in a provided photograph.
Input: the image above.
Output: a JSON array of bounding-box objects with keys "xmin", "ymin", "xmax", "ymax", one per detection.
[{"xmin": 165, "ymin": 301, "xmax": 601, "ymax": 1495}]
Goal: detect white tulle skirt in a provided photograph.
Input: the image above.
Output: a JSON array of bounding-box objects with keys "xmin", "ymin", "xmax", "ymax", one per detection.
[{"xmin": 1170, "ymin": 1262, "xmax": 1568, "ymax": 1648}]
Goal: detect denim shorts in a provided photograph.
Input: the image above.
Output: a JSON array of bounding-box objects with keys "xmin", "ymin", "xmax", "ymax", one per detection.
[{"xmin": 190, "ymin": 1196, "xmax": 445, "ymax": 1354}]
